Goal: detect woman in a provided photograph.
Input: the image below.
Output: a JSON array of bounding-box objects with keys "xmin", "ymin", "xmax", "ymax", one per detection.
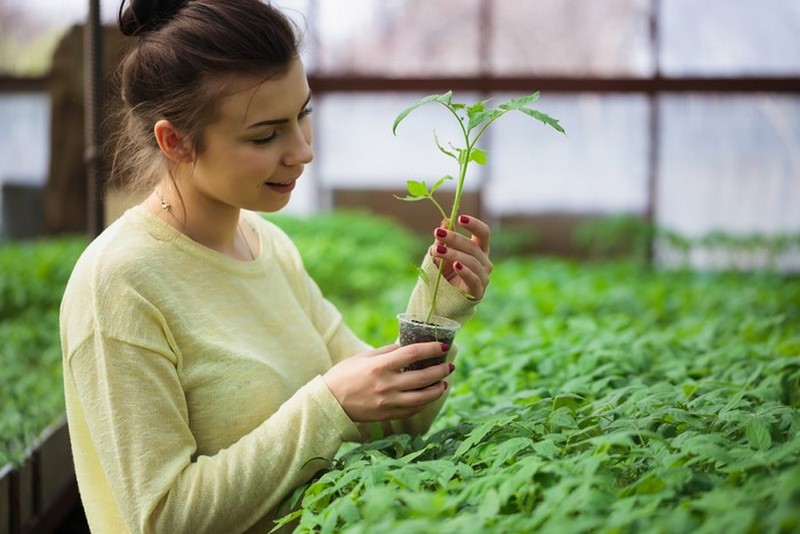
[{"xmin": 60, "ymin": 1, "xmax": 492, "ymax": 532}]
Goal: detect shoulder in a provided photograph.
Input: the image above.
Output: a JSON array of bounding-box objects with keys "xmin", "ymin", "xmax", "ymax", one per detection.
[{"xmin": 64, "ymin": 207, "xmax": 168, "ymax": 299}]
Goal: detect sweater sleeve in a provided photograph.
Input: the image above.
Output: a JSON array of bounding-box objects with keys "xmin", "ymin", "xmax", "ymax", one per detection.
[
  {"xmin": 380, "ymin": 252, "xmax": 480, "ymax": 437},
  {"xmin": 64, "ymin": 277, "xmax": 360, "ymax": 534}
]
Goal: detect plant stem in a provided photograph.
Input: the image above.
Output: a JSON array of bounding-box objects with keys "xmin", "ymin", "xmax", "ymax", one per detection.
[
  {"xmin": 423, "ymin": 104, "xmax": 503, "ymax": 324},
  {"xmin": 425, "ymin": 140, "xmax": 472, "ymax": 324}
]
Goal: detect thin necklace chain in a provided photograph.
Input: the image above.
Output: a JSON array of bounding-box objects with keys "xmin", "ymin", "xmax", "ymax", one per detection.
[{"xmin": 156, "ymin": 190, "xmax": 255, "ymax": 261}]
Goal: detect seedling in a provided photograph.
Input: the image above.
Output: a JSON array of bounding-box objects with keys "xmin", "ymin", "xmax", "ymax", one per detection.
[{"xmin": 393, "ymin": 90, "xmax": 565, "ymax": 324}]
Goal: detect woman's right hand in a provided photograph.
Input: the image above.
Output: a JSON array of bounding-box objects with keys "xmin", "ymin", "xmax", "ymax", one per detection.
[{"xmin": 323, "ymin": 342, "xmax": 454, "ymax": 422}]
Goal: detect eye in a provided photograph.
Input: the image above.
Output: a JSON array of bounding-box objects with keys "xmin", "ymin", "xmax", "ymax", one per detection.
[
  {"xmin": 299, "ymin": 105, "xmax": 314, "ymax": 119},
  {"xmin": 252, "ymin": 132, "xmax": 278, "ymax": 145}
]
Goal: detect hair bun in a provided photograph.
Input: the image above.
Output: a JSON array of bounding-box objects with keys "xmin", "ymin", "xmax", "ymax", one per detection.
[{"xmin": 119, "ymin": 0, "xmax": 190, "ymax": 37}]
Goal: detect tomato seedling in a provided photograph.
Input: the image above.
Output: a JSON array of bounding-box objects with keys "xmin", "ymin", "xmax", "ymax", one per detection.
[{"xmin": 393, "ymin": 90, "xmax": 565, "ymax": 323}]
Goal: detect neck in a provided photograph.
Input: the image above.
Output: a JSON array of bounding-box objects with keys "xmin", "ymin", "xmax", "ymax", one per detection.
[{"xmin": 148, "ymin": 185, "xmax": 254, "ymax": 261}]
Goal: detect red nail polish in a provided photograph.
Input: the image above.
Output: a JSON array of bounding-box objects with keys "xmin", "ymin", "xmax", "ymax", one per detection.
[
  {"xmin": 455, "ymin": 261, "xmax": 464, "ymax": 271},
  {"xmin": 448, "ymin": 363, "xmax": 455, "ymax": 372},
  {"xmin": 440, "ymin": 343, "xmax": 450, "ymax": 352},
  {"xmin": 435, "ymin": 228, "xmax": 447, "ymax": 238},
  {"xmin": 459, "ymin": 215, "xmax": 470, "ymax": 224},
  {"xmin": 436, "ymin": 245, "xmax": 447, "ymax": 255}
]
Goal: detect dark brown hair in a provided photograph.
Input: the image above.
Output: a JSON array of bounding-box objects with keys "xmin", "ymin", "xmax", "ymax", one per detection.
[{"xmin": 111, "ymin": 0, "xmax": 303, "ymax": 190}]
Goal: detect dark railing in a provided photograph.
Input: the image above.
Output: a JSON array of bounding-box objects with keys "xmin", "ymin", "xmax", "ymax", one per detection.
[{"xmin": 307, "ymin": 75, "xmax": 800, "ymax": 94}]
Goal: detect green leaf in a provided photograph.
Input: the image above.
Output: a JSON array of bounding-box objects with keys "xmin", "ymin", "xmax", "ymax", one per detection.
[
  {"xmin": 415, "ymin": 266, "xmax": 429, "ymax": 285},
  {"xmin": 468, "ymin": 148, "xmax": 488, "ymax": 165},
  {"xmin": 479, "ymin": 488, "xmax": 501, "ymax": 517},
  {"xmin": 490, "ymin": 436, "xmax": 534, "ymax": 468},
  {"xmin": 406, "ymin": 180, "xmax": 429, "ymax": 197},
  {"xmin": 518, "ymin": 107, "xmax": 566, "ymax": 134},
  {"xmin": 434, "ymin": 131, "xmax": 458, "ymax": 160},
  {"xmin": 392, "ymin": 91, "xmax": 453, "ymax": 135},
  {"xmin": 745, "ymin": 417, "xmax": 772, "ymax": 451},
  {"xmin": 500, "ymin": 92, "xmax": 541, "ymax": 110},
  {"xmin": 532, "ymin": 438, "xmax": 560, "ymax": 459},
  {"xmin": 454, "ymin": 415, "xmax": 516, "ymax": 457},
  {"xmin": 269, "ymin": 510, "xmax": 303, "ymax": 533},
  {"xmin": 467, "ymin": 106, "xmax": 503, "ymax": 133},
  {"xmin": 467, "ymin": 101, "xmax": 487, "ymax": 115},
  {"xmin": 393, "ymin": 194, "xmax": 428, "ymax": 203},
  {"xmin": 552, "ymin": 394, "xmax": 582, "ymax": 413},
  {"xmin": 430, "ymin": 175, "xmax": 453, "ymax": 193}
]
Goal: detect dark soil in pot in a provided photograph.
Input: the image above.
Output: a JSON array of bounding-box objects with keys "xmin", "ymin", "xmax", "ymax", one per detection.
[{"xmin": 397, "ymin": 313, "xmax": 461, "ymax": 371}]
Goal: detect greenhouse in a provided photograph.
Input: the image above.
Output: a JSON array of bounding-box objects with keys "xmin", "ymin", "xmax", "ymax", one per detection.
[{"xmin": 1, "ymin": 0, "xmax": 799, "ymax": 532}]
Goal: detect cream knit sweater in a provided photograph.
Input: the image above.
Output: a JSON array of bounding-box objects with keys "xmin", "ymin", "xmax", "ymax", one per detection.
[{"xmin": 60, "ymin": 206, "xmax": 476, "ymax": 534}]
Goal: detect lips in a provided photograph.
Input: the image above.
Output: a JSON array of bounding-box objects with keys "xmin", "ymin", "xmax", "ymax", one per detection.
[{"xmin": 264, "ymin": 179, "xmax": 297, "ymax": 193}]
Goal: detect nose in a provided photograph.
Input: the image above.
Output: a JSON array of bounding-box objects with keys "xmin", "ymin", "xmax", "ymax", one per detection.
[{"xmin": 283, "ymin": 121, "xmax": 314, "ymax": 167}]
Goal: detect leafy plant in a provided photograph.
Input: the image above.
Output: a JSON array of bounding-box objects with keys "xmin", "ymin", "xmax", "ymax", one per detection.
[
  {"xmin": 392, "ymin": 91, "xmax": 565, "ymax": 322},
  {"xmin": 0, "ymin": 236, "xmax": 85, "ymax": 466},
  {"xmin": 275, "ymin": 254, "xmax": 800, "ymax": 533}
]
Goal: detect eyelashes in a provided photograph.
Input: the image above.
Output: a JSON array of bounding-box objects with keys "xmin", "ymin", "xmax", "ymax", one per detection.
[
  {"xmin": 252, "ymin": 105, "xmax": 313, "ymax": 146},
  {"xmin": 252, "ymin": 132, "xmax": 278, "ymax": 145}
]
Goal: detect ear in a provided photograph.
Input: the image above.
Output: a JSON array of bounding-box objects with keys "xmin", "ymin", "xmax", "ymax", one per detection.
[{"xmin": 154, "ymin": 120, "xmax": 193, "ymax": 162}]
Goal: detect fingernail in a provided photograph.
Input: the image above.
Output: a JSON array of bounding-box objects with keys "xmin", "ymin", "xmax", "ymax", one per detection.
[
  {"xmin": 443, "ymin": 381, "xmax": 449, "ymax": 390},
  {"xmin": 454, "ymin": 261, "xmax": 464, "ymax": 271},
  {"xmin": 440, "ymin": 343, "xmax": 450, "ymax": 352},
  {"xmin": 459, "ymin": 215, "xmax": 470, "ymax": 224},
  {"xmin": 435, "ymin": 228, "xmax": 447, "ymax": 238},
  {"xmin": 448, "ymin": 363, "xmax": 455, "ymax": 373},
  {"xmin": 436, "ymin": 245, "xmax": 447, "ymax": 255}
]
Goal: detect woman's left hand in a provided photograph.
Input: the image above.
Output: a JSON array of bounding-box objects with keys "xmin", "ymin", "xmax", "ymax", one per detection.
[{"xmin": 430, "ymin": 214, "xmax": 492, "ymax": 300}]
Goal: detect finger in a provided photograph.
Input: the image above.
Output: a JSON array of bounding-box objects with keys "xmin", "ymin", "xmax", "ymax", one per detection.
[
  {"xmin": 397, "ymin": 360, "xmax": 455, "ymax": 391},
  {"xmin": 392, "ymin": 380, "xmax": 449, "ymax": 416},
  {"xmin": 431, "ymin": 243, "xmax": 491, "ymax": 287},
  {"xmin": 456, "ymin": 215, "xmax": 491, "ymax": 255},
  {"xmin": 433, "ymin": 226, "xmax": 491, "ymax": 272},
  {"xmin": 393, "ymin": 341, "xmax": 450, "ymax": 370},
  {"xmin": 451, "ymin": 261, "xmax": 488, "ymax": 300}
]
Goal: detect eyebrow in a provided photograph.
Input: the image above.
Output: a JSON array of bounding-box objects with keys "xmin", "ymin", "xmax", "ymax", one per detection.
[{"xmin": 246, "ymin": 92, "xmax": 313, "ymax": 129}]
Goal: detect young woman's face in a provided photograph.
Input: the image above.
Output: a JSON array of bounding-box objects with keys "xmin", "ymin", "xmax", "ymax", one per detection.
[{"xmin": 188, "ymin": 58, "xmax": 314, "ymax": 213}]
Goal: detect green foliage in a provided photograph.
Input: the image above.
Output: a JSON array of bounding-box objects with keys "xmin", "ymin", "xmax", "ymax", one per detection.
[
  {"xmin": 0, "ymin": 236, "xmax": 86, "ymax": 466},
  {"xmin": 393, "ymin": 91, "xmax": 564, "ymax": 322},
  {"xmin": 3, "ymin": 214, "xmax": 799, "ymax": 534},
  {"xmin": 572, "ymin": 214, "xmax": 654, "ymax": 261},
  {"xmin": 264, "ymin": 210, "xmax": 421, "ymax": 307},
  {"xmin": 276, "ymin": 257, "xmax": 800, "ymax": 533}
]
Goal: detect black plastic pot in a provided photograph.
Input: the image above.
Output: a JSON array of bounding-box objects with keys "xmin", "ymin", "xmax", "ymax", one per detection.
[{"xmin": 397, "ymin": 313, "xmax": 461, "ymax": 371}]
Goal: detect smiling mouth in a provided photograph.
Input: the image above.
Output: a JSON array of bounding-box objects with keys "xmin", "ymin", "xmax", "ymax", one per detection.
[{"xmin": 264, "ymin": 179, "xmax": 297, "ymax": 193}]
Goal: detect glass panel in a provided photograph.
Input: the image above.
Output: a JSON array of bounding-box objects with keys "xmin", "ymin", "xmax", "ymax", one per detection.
[
  {"xmin": 313, "ymin": 0, "xmax": 482, "ymax": 76},
  {"xmin": 490, "ymin": 0, "xmax": 653, "ymax": 76},
  {"xmin": 0, "ymin": 93, "xmax": 50, "ymax": 185},
  {"xmin": 657, "ymin": 95, "xmax": 800, "ymax": 236},
  {"xmin": 0, "ymin": 92, "xmax": 51, "ymax": 229},
  {"xmin": 486, "ymin": 94, "xmax": 650, "ymax": 214},
  {"xmin": 661, "ymin": 0, "xmax": 800, "ymax": 75}
]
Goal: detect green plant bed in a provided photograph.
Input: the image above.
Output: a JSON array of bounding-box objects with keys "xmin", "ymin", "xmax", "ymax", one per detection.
[
  {"xmin": 2, "ymin": 214, "xmax": 799, "ymax": 534},
  {"xmin": 0, "ymin": 237, "xmax": 86, "ymax": 467},
  {"xmin": 276, "ymin": 259, "xmax": 800, "ymax": 533}
]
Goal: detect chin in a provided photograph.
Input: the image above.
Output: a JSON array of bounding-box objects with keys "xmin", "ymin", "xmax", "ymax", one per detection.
[{"xmin": 260, "ymin": 194, "xmax": 292, "ymax": 213}]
